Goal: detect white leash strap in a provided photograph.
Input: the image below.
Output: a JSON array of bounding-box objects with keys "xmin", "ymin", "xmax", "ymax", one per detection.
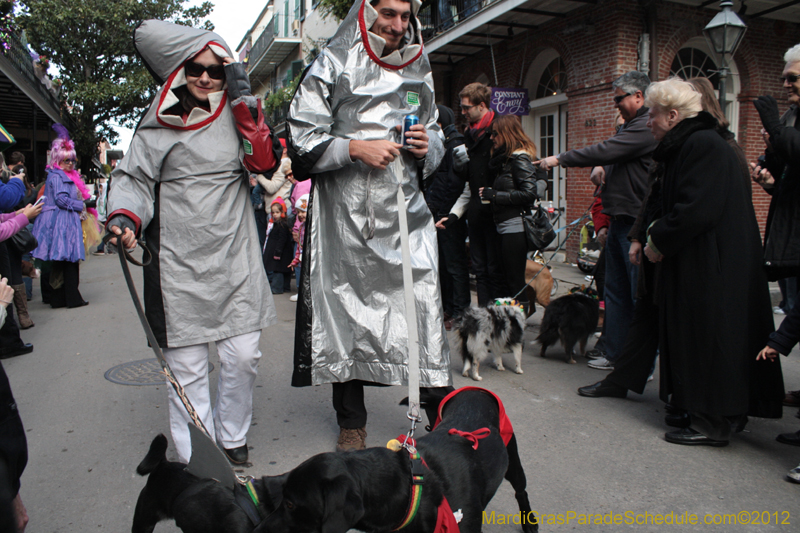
[{"xmin": 397, "ymin": 183, "xmax": 421, "ymax": 423}]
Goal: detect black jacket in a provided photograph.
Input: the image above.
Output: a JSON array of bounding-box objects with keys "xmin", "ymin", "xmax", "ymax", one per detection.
[
  {"xmin": 425, "ymin": 123, "xmax": 467, "ymax": 218},
  {"xmin": 761, "ymin": 106, "xmax": 800, "ymax": 280},
  {"xmin": 463, "ymin": 119, "xmax": 495, "ymax": 217},
  {"xmin": 263, "ymin": 220, "xmax": 293, "ymax": 273},
  {"xmin": 488, "ymin": 151, "xmax": 540, "ymax": 224},
  {"xmin": 558, "ymin": 106, "xmax": 656, "ymax": 218}
]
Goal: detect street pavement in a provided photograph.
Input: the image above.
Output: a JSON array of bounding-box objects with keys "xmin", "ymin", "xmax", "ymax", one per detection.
[{"xmin": 4, "ymin": 253, "xmax": 800, "ymax": 532}]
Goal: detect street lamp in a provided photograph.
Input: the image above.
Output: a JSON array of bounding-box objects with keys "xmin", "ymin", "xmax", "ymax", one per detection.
[{"xmin": 703, "ymin": 0, "xmax": 748, "ymax": 115}]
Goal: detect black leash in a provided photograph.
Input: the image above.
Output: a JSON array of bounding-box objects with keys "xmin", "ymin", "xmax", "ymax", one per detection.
[{"xmin": 103, "ymin": 233, "xmax": 214, "ymax": 440}]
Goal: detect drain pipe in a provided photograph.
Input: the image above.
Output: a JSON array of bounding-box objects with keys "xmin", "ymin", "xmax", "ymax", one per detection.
[{"xmin": 640, "ymin": 0, "xmax": 659, "ymax": 80}]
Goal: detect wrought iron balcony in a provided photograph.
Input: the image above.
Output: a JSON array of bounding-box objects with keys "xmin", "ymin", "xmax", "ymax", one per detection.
[
  {"xmin": 0, "ymin": 30, "xmax": 66, "ymax": 124},
  {"xmin": 418, "ymin": 0, "xmax": 494, "ymax": 40},
  {"xmin": 248, "ymin": 14, "xmax": 301, "ymax": 81}
]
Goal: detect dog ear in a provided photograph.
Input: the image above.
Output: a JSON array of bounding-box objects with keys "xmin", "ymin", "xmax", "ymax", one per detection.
[
  {"xmin": 262, "ymin": 473, "xmax": 289, "ymax": 513},
  {"xmin": 320, "ymin": 474, "xmax": 365, "ymax": 533},
  {"xmin": 136, "ymin": 434, "xmax": 169, "ymax": 475}
]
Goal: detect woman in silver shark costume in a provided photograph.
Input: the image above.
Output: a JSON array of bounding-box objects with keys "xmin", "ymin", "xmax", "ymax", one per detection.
[
  {"xmin": 107, "ymin": 20, "xmax": 281, "ymax": 464},
  {"xmin": 288, "ymin": 0, "xmax": 452, "ymax": 449}
]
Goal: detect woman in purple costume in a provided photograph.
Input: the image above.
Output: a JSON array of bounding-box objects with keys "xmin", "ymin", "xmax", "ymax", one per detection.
[{"xmin": 31, "ymin": 129, "xmax": 89, "ymax": 308}]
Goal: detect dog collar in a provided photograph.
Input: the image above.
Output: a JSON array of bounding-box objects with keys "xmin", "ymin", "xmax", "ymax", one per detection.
[
  {"xmin": 233, "ymin": 477, "xmax": 266, "ymax": 526},
  {"xmin": 392, "ymin": 447, "xmax": 425, "ymax": 531}
]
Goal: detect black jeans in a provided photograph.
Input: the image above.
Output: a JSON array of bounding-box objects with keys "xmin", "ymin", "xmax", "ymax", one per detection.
[
  {"xmin": 438, "ymin": 217, "xmax": 470, "ymax": 318},
  {"xmin": 605, "ymin": 296, "xmax": 659, "ymax": 394},
  {"xmin": 0, "ymin": 244, "xmax": 23, "ymax": 352},
  {"xmin": 468, "ymin": 208, "xmax": 505, "ymax": 306},
  {"xmin": 49, "ymin": 261, "xmax": 84, "ymax": 308},
  {"xmin": 499, "ymin": 230, "xmax": 529, "ymax": 306},
  {"xmin": 332, "ymin": 381, "xmax": 449, "ymax": 429}
]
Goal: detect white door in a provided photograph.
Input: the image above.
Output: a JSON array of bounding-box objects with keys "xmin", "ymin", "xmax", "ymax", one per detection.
[{"xmin": 523, "ymin": 103, "xmax": 568, "ymax": 246}]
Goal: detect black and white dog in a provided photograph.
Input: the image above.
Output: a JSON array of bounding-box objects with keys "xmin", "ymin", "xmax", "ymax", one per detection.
[
  {"xmin": 537, "ymin": 292, "xmax": 599, "ymax": 364},
  {"xmin": 456, "ymin": 304, "xmax": 526, "ymax": 381}
]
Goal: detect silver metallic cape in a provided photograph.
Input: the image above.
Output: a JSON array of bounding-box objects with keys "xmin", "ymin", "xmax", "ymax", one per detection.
[
  {"xmin": 289, "ymin": 0, "xmax": 451, "ymax": 387},
  {"xmin": 108, "ymin": 20, "xmax": 276, "ymax": 348}
]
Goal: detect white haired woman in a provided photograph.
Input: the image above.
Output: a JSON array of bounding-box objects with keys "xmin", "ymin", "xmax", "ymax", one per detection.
[{"xmin": 642, "ymin": 78, "xmax": 783, "ymax": 447}]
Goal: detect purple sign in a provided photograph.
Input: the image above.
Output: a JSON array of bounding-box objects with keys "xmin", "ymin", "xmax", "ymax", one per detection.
[{"xmin": 491, "ymin": 87, "xmax": 529, "ymax": 116}]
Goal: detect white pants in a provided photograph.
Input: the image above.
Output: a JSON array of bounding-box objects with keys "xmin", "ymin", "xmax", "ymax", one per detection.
[{"xmin": 162, "ymin": 331, "xmax": 262, "ymax": 462}]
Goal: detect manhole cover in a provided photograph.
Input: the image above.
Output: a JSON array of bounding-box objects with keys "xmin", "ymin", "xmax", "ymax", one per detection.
[{"xmin": 104, "ymin": 359, "xmax": 214, "ymax": 386}]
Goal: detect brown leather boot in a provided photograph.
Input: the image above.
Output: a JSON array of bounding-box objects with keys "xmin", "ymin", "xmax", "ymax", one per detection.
[
  {"xmin": 336, "ymin": 427, "xmax": 366, "ymax": 452},
  {"xmin": 12, "ymin": 284, "xmax": 33, "ymax": 329}
]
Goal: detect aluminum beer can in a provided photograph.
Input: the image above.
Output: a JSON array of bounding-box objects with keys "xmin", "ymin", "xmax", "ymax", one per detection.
[{"xmin": 402, "ymin": 114, "xmax": 419, "ymax": 147}]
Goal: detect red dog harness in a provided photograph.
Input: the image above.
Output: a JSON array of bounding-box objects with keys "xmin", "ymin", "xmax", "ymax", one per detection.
[
  {"xmin": 433, "ymin": 387, "xmax": 514, "ymax": 446},
  {"xmin": 391, "ymin": 387, "xmax": 515, "ymax": 533}
]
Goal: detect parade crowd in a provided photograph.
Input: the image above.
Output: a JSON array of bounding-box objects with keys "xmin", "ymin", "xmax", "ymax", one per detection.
[{"xmin": 3, "ymin": 0, "xmax": 800, "ymax": 530}]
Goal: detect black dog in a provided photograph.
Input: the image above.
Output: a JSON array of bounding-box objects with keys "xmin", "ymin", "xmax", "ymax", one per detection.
[
  {"xmin": 255, "ymin": 388, "xmax": 538, "ymax": 533},
  {"xmin": 537, "ymin": 292, "xmax": 599, "ymax": 364},
  {"xmin": 132, "ymin": 434, "xmax": 282, "ymax": 533}
]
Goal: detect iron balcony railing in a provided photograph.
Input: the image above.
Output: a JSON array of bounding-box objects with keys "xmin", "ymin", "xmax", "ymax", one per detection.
[
  {"xmin": 248, "ymin": 13, "xmax": 296, "ymax": 69},
  {"xmin": 2, "ymin": 30, "xmax": 64, "ymax": 114},
  {"xmin": 270, "ymin": 101, "xmax": 290, "ymax": 128},
  {"xmin": 418, "ymin": 0, "xmax": 495, "ymax": 40}
]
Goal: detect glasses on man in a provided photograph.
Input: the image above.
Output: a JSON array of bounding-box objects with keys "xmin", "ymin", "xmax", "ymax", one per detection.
[
  {"xmin": 185, "ymin": 61, "xmax": 225, "ymax": 80},
  {"xmin": 780, "ymin": 74, "xmax": 800, "ymax": 84},
  {"xmin": 460, "ymin": 103, "xmax": 475, "ymax": 111},
  {"xmin": 613, "ymin": 93, "xmax": 633, "ymax": 105}
]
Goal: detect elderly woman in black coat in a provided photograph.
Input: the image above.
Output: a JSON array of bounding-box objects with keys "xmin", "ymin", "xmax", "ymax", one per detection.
[{"xmin": 643, "ymin": 78, "xmax": 784, "ymax": 447}]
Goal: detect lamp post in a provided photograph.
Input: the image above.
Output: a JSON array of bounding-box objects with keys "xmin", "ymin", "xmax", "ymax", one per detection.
[{"xmin": 703, "ymin": 0, "xmax": 748, "ymax": 116}]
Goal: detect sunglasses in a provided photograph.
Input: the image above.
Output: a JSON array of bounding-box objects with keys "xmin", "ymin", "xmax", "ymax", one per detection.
[
  {"xmin": 489, "ymin": 130, "xmax": 497, "ymax": 137},
  {"xmin": 613, "ymin": 93, "xmax": 633, "ymax": 105},
  {"xmin": 64, "ymin": 159, "xmax": 77, "ymax": 164},
  {"xmin": 780, "ymin": 74, "xmax": 800, "ymax": 84},
  {"xmin": 185, "ymin": 61, "xmax": 225, "ymax": 80},
  {"xmin": 460, "ymin": 103, "xmax": 476, "ymax": 111}
]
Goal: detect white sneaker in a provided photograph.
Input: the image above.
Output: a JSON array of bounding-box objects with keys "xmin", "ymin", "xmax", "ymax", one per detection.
[
  {"xmin": 588, "ymin": 357, "xmax": 614, "ymax": 370},
  {"xmin": 774, "ymin": 306, "xmax": 786, "ymax": 315},
  {"xmin": 787, "ymin": 464, "xmax": 800, "ymax": 484},
  {"xmin": 289, "ymin": 294, "xmax": 298, "ymax": 302},
  {"xmin": 647, "ymin": 373, "xmax": 655, "ymax": 382}
]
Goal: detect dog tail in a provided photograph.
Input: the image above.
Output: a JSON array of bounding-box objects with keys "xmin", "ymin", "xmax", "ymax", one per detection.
[{"xmin": 137, "ymin": 434, "xmax": 169, "ymax": 476}]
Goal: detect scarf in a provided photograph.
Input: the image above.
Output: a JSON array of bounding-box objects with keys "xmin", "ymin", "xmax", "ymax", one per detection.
[{"xmin": 468, "ymin": 110, "xmax": 494, "ymax": 143}]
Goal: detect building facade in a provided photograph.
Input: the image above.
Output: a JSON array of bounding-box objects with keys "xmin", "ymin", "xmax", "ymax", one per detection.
[{"xmin": 422, "ymin": 0, "xmax": 800, "ymax": 256}]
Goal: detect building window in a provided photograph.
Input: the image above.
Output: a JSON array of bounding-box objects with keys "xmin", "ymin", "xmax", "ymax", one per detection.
[
  {"xmin": 536, "ymin": 57, "xmax": 567, "ymax": 99},
  {"xmin": 670, "ymin": 48, "xmax": 719, "ymax": 89}
]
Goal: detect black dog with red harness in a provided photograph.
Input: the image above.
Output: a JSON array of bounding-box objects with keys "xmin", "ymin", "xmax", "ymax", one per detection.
[{"xmin": 255, "ymin": 387, "xmax": 538, "ymax": 533}]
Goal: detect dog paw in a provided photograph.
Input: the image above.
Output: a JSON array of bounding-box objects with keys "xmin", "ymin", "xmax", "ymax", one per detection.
[
  {"xmin": 471, "ymin": 374, "xmax": 483, "ymax": 381},
  {"xmin": 568, "ymin": 358, "xmax": 577, "ymax": 364},
  {"xmin": 514, "ymin": 367, "xmax": 523, "ymax": 374},
  {"xmin": 496, "ymin": 364, "xmax": 505, "ymax": 372}
]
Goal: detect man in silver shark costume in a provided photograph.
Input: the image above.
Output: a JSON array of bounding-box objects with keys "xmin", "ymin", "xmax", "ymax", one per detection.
[{"xmin": 288, "ymin": 0, "xmax": 452, "ymax": 450}]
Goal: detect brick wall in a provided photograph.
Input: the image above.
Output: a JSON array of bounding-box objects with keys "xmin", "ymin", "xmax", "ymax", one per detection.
[{"xmin": 438, "ymin": 0, "xmax": 800, "ymax": 260}]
